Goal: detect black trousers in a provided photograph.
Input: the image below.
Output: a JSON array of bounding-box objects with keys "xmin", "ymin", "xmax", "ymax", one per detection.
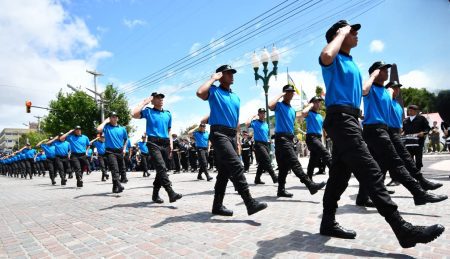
[
  {"xmin": 208, "ymin": 149, "xmax": 215, "ymax": 169},
  {"xmin": 242, "ymin": 149, "xmax": 251, "ymax": 171},
  {"xmin": 47, "ymin": 158, "xmax": 55, "ymax": 180},
  {"xmin": 172, "ymin": 151, "xmax": 181, "ymax": 171},
  {"xmin": 322, "ymin": 112, "xmax": 397, "ymax": 218},
  {"xmin": 305, "ymin": 134, "xmax": 332, "ymax": 179},
  {"xmin": 388, "ymin": 129, "xmax": 421, "ymax": 178},
  {"xmin": 406, "ymin": 145, "xmax": 424, "ymax": 170},
  {"xmin": 359, "ymin": 126, "xmax": 425, "ymax": 203},
  {"xmin": 197, "ymin": 148, "xmax": 209, "ymax": 176},
  {"xmin": 55, "ymin": 156, "xmax": 70, "ymax": 179},
  {"xmin": 70, "ymin": 153, "xmax": 89, "ymax": 181},
  {"xmin": 180, "ymin": 151, "xmax": 189, "ymax": 170},
  {"xmin": 189, "ymin": 150, "xmax": 198, "ymax": 170},
  {"xmin": 275, "ymin": 134, "xmax": 309, "ymax": 187},
  {"xmin": 98, "ymin": 155, "xmax": 108, "ymax": 177},
  {"xmin": 147, "ymin": 140, "xmax": 172, "ymax": 188},
  {"xmin": 210, "ymin": 128, "xmax": 249, "ymax": 195},
  {"xmin": 106, "ymin": 149, "xmax": 125, "ymax": 181},
  {"xmin": 254, "ymin": 142, "xmax": 276, "ymax": 179},
  {"xmin": 140, "ymin": 153, "xmax": 151, "ymax": 173},
  {"xmin": 24, "ymin": 158, "xmax": 36, "ymax": 178}
]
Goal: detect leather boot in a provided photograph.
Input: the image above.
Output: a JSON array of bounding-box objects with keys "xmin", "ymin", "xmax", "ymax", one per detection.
[
  {"xmin": 386, "ymin": 211, "xmax": 445, "ymax": 248},
  {"xmin": 320, "ymin": 214, "xmax": 356, "ymax": 239},
  {"xmin": 152, "ymin": 186, "xmax": 164, "ymax": 203},
  {"xmin": 239, "ymin": 189, "xmax": 267, "ymax": 215},
  {"xmin": 211, "ymin": 193, "xmax": 233, "ymax": 216},
  {"xmin": 197, "ymin": 173, "xmax": 204, "ymax": 180},
  {"xmin": 269, "ymin": 171, "xmax": 278, "ymax": 184},
  {"xmin": 120, "ymin": 172, "xmax": 128, "ymax": 183},
  {"xmin": 277, "ymin": 184, "xmax": 293, "ymax": 198},
  {"xmin": 254, "ymin": 176, "xmax": 265, "ymax": 185},
  {"xmin": 164, "ymin": 185, "xmax": 182, "ymax": 203},
  {"xmin": 101, "ymin": 175, "xmax": 106, "ymax": 181},
  {"xmin": 112, "ymin": 180, "xmax": 124, "ymax": 193},
  {"xmin": 416, "ymin": 174, "xmax": 443, "ymax": 191},
  {"xmin": 205, "ymin": 172, "xmax": 213, "ymax": 181},
  {"xmin": 414, "ymin": 192, "xmax": 448, "ymax": 205},
  {"xmin": 300, "ymin": 175, "xmax": 326, "ymax": 195}
]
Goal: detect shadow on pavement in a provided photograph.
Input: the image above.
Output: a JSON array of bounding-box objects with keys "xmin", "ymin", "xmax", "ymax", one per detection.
[
  {"xmin": 151, "ymin": 211, "xmax": 261, "ymax": 228},
  {"xmin": 235, "ymin": 195, "xmax": 320, "ymax": 206},
  {"xmin": 255, "ymin": 230, "xmax": 412, "ymax": 259},
  {"xmin": 99, "ymin": 201, "xmax": 177, "ymax": 210},
  {"xmin": 74, "ymin": 192, "xmax": 116, "ymax": 199}
]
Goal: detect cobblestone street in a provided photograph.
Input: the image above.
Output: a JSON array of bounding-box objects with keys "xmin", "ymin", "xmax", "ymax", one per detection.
[{"xmin": 0, "ymin": 155, "xmax": 449, "ymax": 258}]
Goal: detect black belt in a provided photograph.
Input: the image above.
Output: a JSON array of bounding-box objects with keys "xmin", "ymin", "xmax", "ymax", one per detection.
[
  {"xmin": 56, "ymin": 155, "xmax": 68, "ymax": 158},
  {"xmin": 326, "ymin": 105, "xmax": 360, "ymax": 117},
  {"xmin": 363, "ymin": 124, "xmax": 388, "ymax": 130},
  {"xmin": 197, "ymin": 147, "xmax": 208, "ymax": 150},
  {"xmin": 211, "ymin": 125, "xmax": 237, "ymax": 136},
  {"xmin": 255, "ymin": 141, "xmax": 269, "ymax": 145},
  {"xmin": 388, "ymin": 127, "xmax": 401, "ymax": 134},
  {"xmin": 72, "ymin": 152, "xmax": 86, "ymax": 157},
  {"xmin": 106, "ymin": 148, "xmax": 122, "ymax": 154},
  {"xmin": 306, "ymin": 133, "xmax": 322, "ymax": 138},
  {"xmin": 148, "ymin": 137, "xmax": 170, "ymax": 145},
  {"xmin": 275, "ymin": 132, "xmax": 294, "ymax": 139}
]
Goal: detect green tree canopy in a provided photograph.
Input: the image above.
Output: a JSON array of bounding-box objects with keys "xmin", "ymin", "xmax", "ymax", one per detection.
[
  {"xmin": 401, "ymin": 87, "xmax": 436, "ymax": 113},
  {"xmin": 14, "ymin": 131, "xmax": 48, "ymax": 150},
  {"xmin": 103, "ymin": 84, "xmax": 133, "ymax": 133}
]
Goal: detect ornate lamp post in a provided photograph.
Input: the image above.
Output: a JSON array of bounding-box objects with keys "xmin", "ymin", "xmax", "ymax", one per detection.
[{"xmin": 252, "ymin": 46, "xmax": 279, "ymax": 139}]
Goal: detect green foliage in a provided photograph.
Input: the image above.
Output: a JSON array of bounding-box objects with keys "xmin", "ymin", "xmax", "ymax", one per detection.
[
  {"xmin": 315, "ymin": 85, "xmax": 324, "ymax": 97},
  {"xmin": 103, "ymin": 84, "xmax": 132, "ymax": 132},
  {"xmin": 401, "ymin": 88, "xmax": 436, "ymax": 113},
  {"xmin": 180, "ymin": 124, "xmax": 198, "ymax": 136},
  {"xmin": 14, "ymin": 131, "xmax": 48, "ymax": 150}
]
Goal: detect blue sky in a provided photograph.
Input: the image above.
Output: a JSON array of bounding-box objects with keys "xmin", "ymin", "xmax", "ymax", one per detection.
[{"xmin": 1, "ymin": 0, "xmax": 449, "ymax": 140}]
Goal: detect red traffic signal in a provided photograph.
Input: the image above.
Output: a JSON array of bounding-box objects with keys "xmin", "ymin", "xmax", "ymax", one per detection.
[{"xmin": 25, "ymin": 101, "xmax": 32, "ymax": 113}]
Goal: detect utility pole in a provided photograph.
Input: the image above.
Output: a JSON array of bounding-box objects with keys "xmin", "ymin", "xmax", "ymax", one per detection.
[
  {"xmin": 34, "ymin": 116, "xmax": 42, "ymax": 132},
  {"xmin": 86, "ymin": 70, "xmax": 103, "ymax": 103},
  {"xmin": 86, "ymin": 88, "xmax": 106, "ymax": 122}
]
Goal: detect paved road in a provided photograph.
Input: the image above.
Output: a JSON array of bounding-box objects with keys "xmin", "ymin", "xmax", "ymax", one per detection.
[{"xmin": 0, "ymin": 155, "xmax": 449, "ymax": 258}]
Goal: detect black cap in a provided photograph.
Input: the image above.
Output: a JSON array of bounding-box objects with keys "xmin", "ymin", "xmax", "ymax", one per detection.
[
  {"xmin": 282, "ymin": 84, "xmax": 295, "ymax": 92},
  {"xmin": 368, "ymin": 61, "xmax": 392, "ymax": 74},
  {"xmin": 408, "ymin": 104, "xmax": 419, "ymax": 110},
  {"xmin": 59, "ymin": 132, "xmax": 64, "ymax": 136},
  {"xmin": 216, "ymin": 65, "xmax": 237, "ymax": 74},
  {"xmin": 26, "ymin": 143, "xmax": 30, "ymax": 146},
  {"xmin": 74, "ymin": 125, "xmax": 81, "ymax": 130},
  {"xmin": 386, "ymin": 81, "xmax": 403, "ymax": 89},
  {"xmin": 109, "ymin": 111, "xmax": 118, "ymax": 117},
  {"xmin": 258, "ymin": 108, "xmax": 266, "ymax": 113},
  {"xmin": 309, "ymin": 96, "xmax": 323, "ymax": 103},
  {"xmin": 151, "ymin": 92, "xmax": 165, "ymax": 98},
  {"xmin": 326, "ymin": 20, "xmax": 361, "ymax": 43},
  {"xmin": 199, "ymin": 123, "xmax": 206, "ymax": 127},
  {"xmin": 141, "ymin": 135, "xmax": 146, "ymax": 138}
]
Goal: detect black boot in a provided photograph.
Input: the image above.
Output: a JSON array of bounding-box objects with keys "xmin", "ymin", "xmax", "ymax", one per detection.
[
  {"xmin": 77, "ymin": 180, "xmax": 83, "ymax": 188},
  {"xmin": 152, "ymin": 186, "xmax": 164, "ymax": 203},
  {"xmin": 212, "ymin": 193, "xmax": 233, "ymax": 216},
  {"xmin": 205, "ymin": 172, "xmax": 213, "ymax": 181},
  {"xmin": 300, "ymin": 176, "xmax": 326, "ymax": 195},
  {"xmin": 254, "ymin": 177, "xmax": 265, "ymax": 185},
  {"xmin": 414, "ymin": 192, "xmax": 448, "ymax": 205},
  {"xmin": 197, "ymin": 173, "xmax": 204, "ymax": 180},
  {"xmin": 101, "ymin": 175, "xmax": 106, "ymax": 182},
  {"xmin": 416, "ymin": 174, "xmax": 443, "ymax": 191},
  {"xmin": 239, "ymin": 189, "xmax": 267, "ymax": 215},
  {"xmin": 120, "ymin": 173, "xmax": 128, "ymax": 183},
  {"xmin": 164, "ymin": 185, "xmax": 182, "ymax": 203},
  {"xmin": 112, "ymin": 180, "xmax": 124, "ymax": 193},
  {"xmin": 386, "ymin": 211, "xmax": 445, "ymax": 248},
  {"xmin": 356, "ymin": 199, "xmax": 375, "ymax": 207},
  {"xmin": 320, "ymin": 214, "xmax": 356, "ymax": 239},
  {"xmin": 269, "ymin": 171, "xmax": 278, "ymax": 184},
  {"xmin": 61, "ymin": 178, "xmax": 66, "ymax": 186},
  {"xmin": 277, "ymin": 184, "xmax": 293, "ymax": 198}
]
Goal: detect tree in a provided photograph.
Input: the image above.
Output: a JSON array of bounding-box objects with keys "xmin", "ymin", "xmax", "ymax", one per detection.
[
  {"xmin": 180, "ymin": 124, "xmax": 198, "ymax": 136},
  {"xmin": 41, "ymin": 90, "xmax": 100, "ymax": 139},
  {"xmin": 400, "ymin": 87, "xmax": 436, "ymax": 113},
  {"xmin": 14, "ymin": 131, "xmax": 48, "ymax": 150},
  {"xmin": 103, "ymin": 84, "xmax": 132, "ymax": 132}
]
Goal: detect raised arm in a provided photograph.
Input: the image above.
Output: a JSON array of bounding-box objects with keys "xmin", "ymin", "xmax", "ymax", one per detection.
[
  {"xmin": 97, "ymin": 117, "xmax": 110, "ymax": 133},
  {"xmin": 301, "ymin": 103, "xmax": 314, "ymax": 118},
  {"xmin": 269, "ymin": 92, "xmax": 285, "ymax": 111},
  {"xmin": 200, "ymin": 115, "xmax": 209, "ymax": 125},
  {"xmin": 35, "ymin": 139, "xmax": 47, "ymax": 148},
  {"xmin": 362, "ymin": 69, "xmax": 380, "ymax": 96},
  {"xmin": 46, "ymin": 135, "xmax": 59, "ymax": 145},
  {"xmin": 60, "ymin": 129, "xmax": 74, "ymax": 141},
  {"xmin": 89, "ymin": 137, "xmax": 99, "ymax": 146},
  {"xmin": 196, "ymin": 72, "xmax": 222, "ymax": 100},
  {"xmin": 132, "ymin": 96, "xmax": 153, "ymax": 119},
  {"xmin": 188, "ymin": 125, "xmax": 199, "ymax": 135},
  {"xmin": 245, "ymin": 114, "xmax": 257, "ymax": 129},
  {"xmin": 320, "ymin": 25, "xmax": 351, "ymax": 66}
]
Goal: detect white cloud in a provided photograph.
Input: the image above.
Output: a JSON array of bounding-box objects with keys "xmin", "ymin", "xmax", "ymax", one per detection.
[
  {"xmin": 369, "ymin": 40, "xmax": 385, "ymax": 53},
  {"xmin": 189, "ymin": 42, "xmax": 201, "ymax": 57},
  {"xmin": 400, "ymin": 70, "xmax": 432, "ymax": 89},
  {"xmin": 123, "ymin": 18, "xmax": 147, "ymax": 29},
  {"xmin": 0, "ymin": 0, "xmax": 111, "ymax": 130},
  {"xmin": 209, "ymin": 37, "xmax": 225, "ymax": 50}
]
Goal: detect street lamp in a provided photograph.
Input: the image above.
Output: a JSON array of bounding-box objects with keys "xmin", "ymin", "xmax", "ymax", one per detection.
[{"xmin": 252, "ymin": 46, "xmax": 279, "ymax": 139}]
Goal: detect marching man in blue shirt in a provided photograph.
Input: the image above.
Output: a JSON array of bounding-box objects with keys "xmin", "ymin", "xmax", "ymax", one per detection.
[
  {"xmin": 37, "ymin": 138, "xmax": 57, "ymax": 185},
  {"xmin": 61, "ymin": 126, "xmax": 90, "ymax": 188},
  {"xmin": 318, "ymin": 20, "xmax": 444, "ymax": 247},
  {"xmin": 90, "ymin": 134, "xmax": 109, "ymax": 182},
  {"xmin": 47, "ymin": 133, "xmax": 71, "ymax": 185},
  {"xmin": 197, "ymin": 65, "xmax": 267, "ymax": 216},
  {"xmin": 301, "ymin": 96, "xmax": 332, "ymax": 181},
  {"xmin": 188, "ymin": 123, "xmax": 213, "ymax": 181},
  {"xmin": 132, "ymin": 92, "xmax": 182, "ymax": 204},
  {"xmin": 98, "ymin": 112, "xmax": 128, "ymax": 193},
  {"xmin": 269, "ymin": 85, "xmax": 326, "ymax": 198},
  {"xmin": 245, "ymin": 108, "xmax": 278, "ymax": 185},
  {"xmin": 137, "ymin": 134, "xmax": 151, "ymax": 178}
]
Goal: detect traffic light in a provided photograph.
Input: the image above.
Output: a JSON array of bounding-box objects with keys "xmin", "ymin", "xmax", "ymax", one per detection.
[{"xmin": 25, "ymin": 101, "xmax": 32, "ymax": 113}]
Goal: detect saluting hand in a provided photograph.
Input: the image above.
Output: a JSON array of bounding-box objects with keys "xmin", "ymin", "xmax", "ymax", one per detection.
[
  {"xmin": 370, "ymin": 68, "xmax": 381, "ymax": 78},
  {"xmin": 211, "ymin": 72, "xmax": 222, "ymax": 81},
  {"xmin": 143, "ymin": 96, "xmax": 153, "ymax": 105},
  {"xmin": 337, "ymin": 25, "xmax": 352, "ymax": 36}
]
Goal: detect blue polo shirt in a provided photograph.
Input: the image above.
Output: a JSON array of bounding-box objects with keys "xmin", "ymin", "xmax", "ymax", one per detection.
[
  {"xmin": 19, "ymin": 153, "xmax": 26, "ymax": 160},
  {"xmin": 41, "ymin": 144, "xmax": 56, "ymax": 159},
  {"xmin": 305, "ymin": 111, "xmax": 323, "ymax": 135},
  {"xmin": 103, "ymin": 123, "xmax": 128, "ymax": 149},
  {"xmin": 208, "ymin": 85, "xmax": 240, "ymax": 128},
  {"xmin": 87, "ymin": 149, "xmax": 93, "ymax": 158},
  {"xmin": 67, "ymin": 134, "xmax": 90, "ymax": 154},
  {"xmin": 250, "ymin": 120, "xmax": 269, "ymax": 142},
  {"xmin": 193, "ymin": 131, "xmax": 209, "ymax": 148},
  {"xmin": 363, "ymin": 83, "xmax": 391, "ymax": 126},
  {"xmin": 141, "ymin": 108, "xmax": 172, "ymax": 138},
  {"xmin": 23, "ymin": 148, "xmax": 36, "ymax": 159},
  {"xmin": 320, "ymin": 52, "xmax": 362, "ymax": 109},
  {"xmin": 387, "ymin": 98, "xmax": 403, "ymax": 129},
  {"xmin": 125, "ymin": 139, "xmax": 131, "ymax": 152},
  {"xmin": 93, "ymin": 140, "xmax": 106, "ymax": 155},
  {"xmin": 54, "ymin": 140, "xmax": 70, "ymax": 156},
  {"xmin": 137, "ymin": 141, "xmax": 149, "ymax": 154},
  {"xmin": 275, "ymin": 101, "xmax": 296, "ymax": 134},
  {"xmin": 37, "ymin": 153, "xmax": 46, "ymax": 161}
]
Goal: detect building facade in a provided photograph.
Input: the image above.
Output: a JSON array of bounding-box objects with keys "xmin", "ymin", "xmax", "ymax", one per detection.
[{"xmin": 0, "ymin": 128, "xmax": 32, "ymax": 153}]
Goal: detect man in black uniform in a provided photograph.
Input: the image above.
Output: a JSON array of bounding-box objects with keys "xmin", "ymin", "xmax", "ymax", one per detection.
[
  {"xmin": 403, "ymin": 105, "xmax": 430, "ymax": 170},
  {"xmin": 179, "ymin": 138, "xmax": 189, "ymax": 172},
  {"xmin": 172, "ymin": 134, "xmax": 181, "ymax": 173},
  {"xmin": 241, "ymin": 131, "xmax": 252, "ymax": 173}
]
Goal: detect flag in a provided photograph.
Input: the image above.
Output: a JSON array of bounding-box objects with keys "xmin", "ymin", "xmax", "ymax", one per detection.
[{"xmin": 287, "ymin": 74, "xmax": 300, "ymax": 95}]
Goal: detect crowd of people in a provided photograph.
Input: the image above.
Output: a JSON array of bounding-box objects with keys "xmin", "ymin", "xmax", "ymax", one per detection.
[{"xmin": 1, "ymin": 19, "xmax": 449, "ymax": 248}]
